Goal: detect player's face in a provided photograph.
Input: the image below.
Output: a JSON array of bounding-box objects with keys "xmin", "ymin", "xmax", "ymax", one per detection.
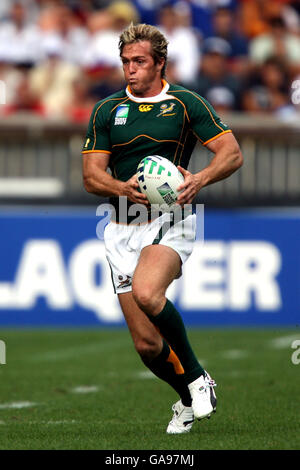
[{"xmin": 121, "ymin": 41, "xmax": 164, "ymax": 97}]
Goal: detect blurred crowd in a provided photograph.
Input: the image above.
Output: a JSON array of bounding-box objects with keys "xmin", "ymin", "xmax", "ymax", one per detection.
[{"xmin": 0, "ymin": 0, "xmax": 299, "ymax": 122}]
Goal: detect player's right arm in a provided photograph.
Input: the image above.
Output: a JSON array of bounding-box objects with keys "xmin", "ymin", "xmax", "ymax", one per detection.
[{"xmin": 82, "ymin": 152, "xmax": 149, "ymax": 205}]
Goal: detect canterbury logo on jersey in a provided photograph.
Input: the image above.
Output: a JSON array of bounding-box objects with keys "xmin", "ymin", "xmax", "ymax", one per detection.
[
  {"xmin": 138, "ymin": 104, "xmax": 153, "ymax": 112},
  {"xmin": 157, "ymin": 102, "xmax": 176, "ymax": 117}
]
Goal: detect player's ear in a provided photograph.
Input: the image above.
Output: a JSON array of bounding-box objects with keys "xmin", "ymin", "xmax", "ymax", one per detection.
[{"xmin": 156, "ymin": 57, "xmax": 165, "ymax": 74}]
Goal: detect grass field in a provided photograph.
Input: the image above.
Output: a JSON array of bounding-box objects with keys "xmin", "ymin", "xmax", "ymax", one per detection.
[{"xmin": 0, "ymin": 327, "xmax": 299, "ymax": 450}]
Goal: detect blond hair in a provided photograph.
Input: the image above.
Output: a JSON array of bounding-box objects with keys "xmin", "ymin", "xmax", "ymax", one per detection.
[{"xmin": 119, "ymin": 23, "xmax": 168, "ymax": 77}]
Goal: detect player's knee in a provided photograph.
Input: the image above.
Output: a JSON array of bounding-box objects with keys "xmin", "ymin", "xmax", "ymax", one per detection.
[
  {"xmin": 132, "ymin": 280, "xmax": 164, "ymax": 315},
  {"xmin": 132, "ymin": 285, "xmax": 162, "ymax": 315}
]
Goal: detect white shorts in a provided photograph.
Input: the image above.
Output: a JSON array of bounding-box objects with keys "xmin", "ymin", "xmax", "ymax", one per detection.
[{"xmin": 104, "ymin": 212, "xmax": 196, "ymax": 294}]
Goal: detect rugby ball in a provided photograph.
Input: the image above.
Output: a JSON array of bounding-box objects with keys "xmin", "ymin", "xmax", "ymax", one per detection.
[{"xmin": 137, "ymin": 155, "xmax": 184, "ymax": 206}]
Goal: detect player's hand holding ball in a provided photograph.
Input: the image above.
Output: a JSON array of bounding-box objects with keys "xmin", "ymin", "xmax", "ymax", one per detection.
[
  {"xmin": 137, "ymin": 156, "xmax": 184, "ymax": 207},
  {"xmin": 122, "ymin": 173, "xmax": 150, "ymax": 206},
  {"xmin": 136, "ymin": 155, "xmax": 201, "ymax": 208},
  {"xmin": 176, "ymin": 166, "xmax": 201, "ymax": 206}
]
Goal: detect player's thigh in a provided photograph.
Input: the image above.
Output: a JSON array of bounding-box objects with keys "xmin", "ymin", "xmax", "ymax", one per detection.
[
  {"xmin": 132, "ymin": 244, "xmax": 181, "ymax": 301},
  {"xmin": 118, "ymin": 291, "xmax": 162, "ymax": 353}
]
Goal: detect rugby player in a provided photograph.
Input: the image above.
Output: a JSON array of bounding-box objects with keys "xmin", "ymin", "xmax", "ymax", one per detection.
[{"xmin": 82, "ymin": 23, "xmax": 243, "ymax": 434}]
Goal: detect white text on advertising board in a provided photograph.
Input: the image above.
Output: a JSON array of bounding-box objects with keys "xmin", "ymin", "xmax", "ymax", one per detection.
[{"xmin": 0, "ymin": 240, "xmax": 282, "ymax": 321}]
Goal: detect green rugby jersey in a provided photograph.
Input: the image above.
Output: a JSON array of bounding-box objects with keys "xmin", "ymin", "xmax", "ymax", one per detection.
[{"xmin": 82, "ymin": 80, "xmax": 231, "ymax": 219}]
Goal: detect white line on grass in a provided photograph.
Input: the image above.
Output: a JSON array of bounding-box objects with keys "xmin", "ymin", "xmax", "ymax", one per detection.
[
  {"xmin": 269, "ymin": 335, "xmax": 300, "ymax": 349},
  {"xmin": 13, "ymin": 420, "xmax": 78, "ymax": 425},
  {"xmin": 27, "ymin": 337, "xmax": 130, "ymax": 363},
  {"xmin": 137, "ymin": 371, "xmax": 156, "ymax": 379},
  {"xmin": 46, "ymin": 420, "xmax": 77, "ymax": 424},
  {"xmin": 0, "ymin": 420, "xmax": 78, "ymax": 425},
  {"xmin": 217, "ymin": 370, "xmax": 265, "ymax": 377},
  {"xmin": 71, "ymin": 385, "xmax": 100, "ymax": 394},
  {"xmin": 221, "ymin": 349, "xmax": 249, "ymax": 360},
  {"xmin": 0, "ymin": 401, "xmax": 38, "ymax": 409}
]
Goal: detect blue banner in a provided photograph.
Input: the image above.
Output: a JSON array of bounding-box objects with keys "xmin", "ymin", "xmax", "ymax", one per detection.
[{"xmin": 0, "ymin": 207, "xmax": 299, "ymax": 326}]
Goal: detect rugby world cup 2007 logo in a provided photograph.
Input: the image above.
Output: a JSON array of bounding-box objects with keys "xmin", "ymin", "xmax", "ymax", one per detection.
[{"xmin": 114, "ymin": 104, "xmax": 130, "ymax": 125}]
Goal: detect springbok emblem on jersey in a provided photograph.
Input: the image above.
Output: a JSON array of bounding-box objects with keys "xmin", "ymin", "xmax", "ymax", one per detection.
[
  {"xmin": 117, "ymin": 275, "xmax": 132, "ymax": 289},
  {"xmin": 157, "ymin": 102, "xmax": 176, "ymax": 117}
]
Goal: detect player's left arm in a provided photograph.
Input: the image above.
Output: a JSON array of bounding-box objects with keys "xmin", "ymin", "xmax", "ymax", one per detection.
[{"xmin": 176, "ymin": 132, "xmax": 243, "ymax": 205}]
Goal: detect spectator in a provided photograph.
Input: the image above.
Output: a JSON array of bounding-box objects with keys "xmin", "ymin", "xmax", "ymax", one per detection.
[
  {"xmin": 172, "ymin": 0, "xmax": 194, "ymax": 28},
  {"xmin": 0, "ymin": 0, "xmax": 296, "ymax": 120},
  {"xmin": 81, "ymin": 2, "xmax": 138, "ymax": 100},
  {"xmin": 206, "ymin": 86, "xmax": 235, "ymax": 113},
  {"xmin": 0, "ymin": 61, "xmax": 26, "ymax": 116},
  {"xmin": 65, "ymin": 75, "xmax": 95, "ymax": 123},
  {"xmin": 290, "ymin": 1, "xmax": 300, "ymax": 17},
  {"xmin": 188, "ymin": 0, "xmax": 238, "ymax": 38},
  {"xmin": 239, "ymin": 0, "xmax": 300, "ymax": 39},
  {"xmin": 290, "ymin": 74, "xmax": 300, "ymax": 115},
  {"xmin": 238, "ymin": 0, "xmax": 281, "ymax": 39},
  {"xmin": 37, "ymin": 4, "xmax": 89, "ymax": 65},
  {"xmin": 83, "ymin": 2, "xmax": 139, "ymax": 69},
  {"xmin": 28, "ymin": 35, "xmax": 81, "ymax": 118},
  {"xmin": 242, "ymin": 55, "xmax": 296, "ymax": 117},
  {"xmin": 281, "ymin": 2, "xmax": 300, "ymax": 35},
  {"xmin": 131, "ymin": 0, "xmax": 170, "ymax": 25},
  {"xmin": 211, "ymin": 7, "xmax": 248, "ymax": 58},
  {"xmin": 0, "ymin": 0, "xmax": 13, "ymax": 19},
  {"xmin": 85, "ymin": 8, "xmax": 114, "ymax": 38},
  {"xmin": 0, "ymin": 0, "xmax": 43, "ymax": 23},
  {"xmin": 79, "ymin": 8, "xmax": 116, "ymax": 98},
  {"xmin": 191, "ymin": 37, "xmax": 242, "ymax": 110},
  {"xmin": 0, "ymin": 2, "xmax": 43, "ymax": 66},
  {"xmin": 4, "ymin": 70, "xmax": 44, "ymax": 115},
  {"xmin": 209, "ymin": 6, "xmax": 249, "ymax": 77},
  {"xmin": 249, "ymin": 16, "xmax": 300, "ymax": 67},
  {"xmin": 158, "ymin": 4, "xmax": 201, "ymax": 85}
]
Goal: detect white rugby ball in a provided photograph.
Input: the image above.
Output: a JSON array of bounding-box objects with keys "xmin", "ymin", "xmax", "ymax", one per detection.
[{"xmin": 137, "ymin": 155, "xmax": 184, "ymax": 206}]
